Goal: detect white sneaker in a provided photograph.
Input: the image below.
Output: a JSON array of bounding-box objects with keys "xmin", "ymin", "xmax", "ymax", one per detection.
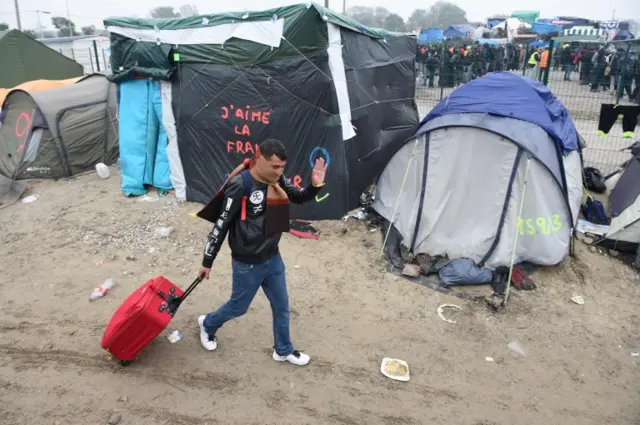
[
  {"xmin": 272, "ymin": 350, "xmax": 310, "ymax": 366},
  {"xmin": 197, "ymin": 315, "xmax": 217, "ymax": 351}
]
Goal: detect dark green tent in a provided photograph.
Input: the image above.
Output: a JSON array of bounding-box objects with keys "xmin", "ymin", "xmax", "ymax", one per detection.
[{"xmin": 0, "ymin": 30, "xmax": 84, "ymax": 88}]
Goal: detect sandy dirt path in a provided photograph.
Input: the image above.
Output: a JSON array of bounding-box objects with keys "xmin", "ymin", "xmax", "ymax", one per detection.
[{"xmin": 0, "ymin": 169, "xmax": 639, "ymax": 425}]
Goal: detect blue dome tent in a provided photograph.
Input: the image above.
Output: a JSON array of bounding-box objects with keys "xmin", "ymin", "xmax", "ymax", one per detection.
[{"xmin": 374, "ymin": 73, "xmax": 583, "ymax": 268}]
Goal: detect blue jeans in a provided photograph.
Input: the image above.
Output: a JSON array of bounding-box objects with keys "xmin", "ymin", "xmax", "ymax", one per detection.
[
  {"xmin": 564, "ymin": 63, "xmax": 572, "ymax": 80},
  {"xmin": 203, "ymin": 253, "xmax": 294, "ymax": 356}
]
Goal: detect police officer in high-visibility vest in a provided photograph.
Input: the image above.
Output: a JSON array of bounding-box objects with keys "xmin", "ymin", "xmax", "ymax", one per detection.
[
  {"xmin": 527, "ymin": 48, "xmax": 541, "ymax": 78},
  {"xmin": 539, "ymin": 47, "xmax": 550, "ymax": 80}
]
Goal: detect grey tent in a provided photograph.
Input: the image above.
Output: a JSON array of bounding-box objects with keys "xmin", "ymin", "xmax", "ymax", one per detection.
[
  {"xmin": 0, "ymin": 74, "xmax": 118, "ymax": 207},
  {"xmin": 374, "ymin": 74, "xmax": 583, "ymax": 269},
  {"xmin": 598, "ymin": 157, "xmax": 640, "ymax": 252}
]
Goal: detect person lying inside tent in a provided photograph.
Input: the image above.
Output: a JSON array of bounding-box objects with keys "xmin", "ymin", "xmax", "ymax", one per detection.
[{"xmin": 195, "ymin": 139, "xmax": 327, "ymax": 366}]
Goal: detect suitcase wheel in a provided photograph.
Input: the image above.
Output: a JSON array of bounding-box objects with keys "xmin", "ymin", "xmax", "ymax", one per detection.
[{"xmin": 120, "ymin": 360, "xmax": 132, "ymax": 367}]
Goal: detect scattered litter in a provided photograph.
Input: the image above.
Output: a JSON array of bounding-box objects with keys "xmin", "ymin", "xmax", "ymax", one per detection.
[
  {"xmin": 415, "ymin": 253, "xmax": 449, "ymax": 275},
  {"xmin": 342, "ymin": 208, "xmax": 366, "ymax": 221},
  {"xmin": 95, "ymin": 163, "xmax": 110, "ymax": 179},
  {"xmin": 507, "ymin": 341, "xmax": 527, "ymax": 356},
  {"xmin": 401, "ymin": 264, "xmax": 421, "ymax": 277},
  {"xmin": 118, "ymin": 396, "xmax": 129, "ymax": 402},
  {"xmin": 571, "ymin": 294, "xmax": 585, "ymax": 305},
  {"xmin": 22, "ymin": 195, "xmax": 39, "ymax": 203},
  {"xmin": 511, "ymin": 267, "xmax": 537, "ymax": 290},
  {"xmin": 187, "ymin": 212, "xmax": 197, "ymax": 217},
  {"xmin": 369, "ymin": 228, "xmax": 377, "ymax": 232},
  {"xmin": 139, "ymin": 194, "xmax": 160, "ymax": 202},
  {"xmin": 437, "ymin": 304, "xmax": 462, "ymax": 324},
  {"xmin": 154, "ymin": 226, "xmax": 174, "ymax": 237},
  {"xmin": 485, "ymin": 357, "xmax": 494, "ymax": 362},
  {"xmin": 380, "ymin": 358, "xmax": 410, "ymax": 382},
  {"xmin": 95, "ymin": 260, "xmax": 104, "ymax": 267},
  {"xmin": 576, "ymin": 219, "xmax": 609, "ymax": 236},
  {"xmin": 107, "ymin": 411, "xmax": 122, "ymax": 425},
  {"xmin": 167, "ymin": 330, "xmax": 183, "ymax": 343},
  {"xmin": 293, "ymin": 265, "xmax": 300, "ymax": 269},
  {"xmin": 289, "ymin": 220, "xmax": 320, "ymax": 239},
  {"xmin": 631, "ymin": 352, "xmax": 639, "ymax": 357},
  {"xmin": 89, "ymin": 278, "xmax": 115, "ymax": 301},
  {"xmin": 608, "ymin": 249, "xmax": 620, "ymax": 258}
]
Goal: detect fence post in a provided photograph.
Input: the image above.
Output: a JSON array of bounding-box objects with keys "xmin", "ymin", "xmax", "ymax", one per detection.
[
  {"xmin": 93, "ymin": 40, "xmax": 101, "ymax": 72},
  {"xmin": 543, "ymin": 40, "xmax": 554, "ymax": 85},
  {"xmin": 89, "ymin": 48, "xmax": 94, "ymax": 73},
  {"xmin": 439, "ymin": 42, "xmax": 445, "ymax": 101},
  {"xmin": 102, "ymin": 50, "xmax": 108, "ymax": 72},
  {"xmin": 616, "ymin": 42, "xmax": 631, "ymax": 104},
  {"xmin": 522, "ymin": 45, "xmax": 530, "ymax": 76}
]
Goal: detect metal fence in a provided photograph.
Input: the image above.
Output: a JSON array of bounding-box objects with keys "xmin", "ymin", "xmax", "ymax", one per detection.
[
  {"xmin": 50, "ymin": 43, "xmax": 112, "ymax": 76},
  {"xmin": 414, "ymin": 39, "xmax": 640, "ymax": 176}
]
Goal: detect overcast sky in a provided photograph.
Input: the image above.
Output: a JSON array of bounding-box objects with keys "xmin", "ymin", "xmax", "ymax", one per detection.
[{"xmin": 1, "ymin": 0, "xmax": 637, "ymax": 32}]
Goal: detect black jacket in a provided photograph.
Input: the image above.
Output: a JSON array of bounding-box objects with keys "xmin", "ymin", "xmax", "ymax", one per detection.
[{"xmin": 202, "ymin": 173, "xmax": 321, "ymax": 267}]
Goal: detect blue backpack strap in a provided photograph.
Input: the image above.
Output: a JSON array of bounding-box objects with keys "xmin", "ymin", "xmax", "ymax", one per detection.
[
  {"xmin": 239, "ymin": 170, "xmax": 253, "ymax": 220},
  {"xmin": 239, "ymin": 170, "xmax": 253, "ymax": 197}
]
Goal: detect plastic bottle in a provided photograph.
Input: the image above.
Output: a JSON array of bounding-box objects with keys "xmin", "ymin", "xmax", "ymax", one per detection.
[{"xmin": 89, "ymin": 278, "xmax": 115, "ymax": 301}]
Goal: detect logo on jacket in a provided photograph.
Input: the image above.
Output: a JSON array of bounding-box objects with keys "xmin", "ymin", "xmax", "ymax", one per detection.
[{"xmin": 249, "ymin": 190, "xmax": 264, "ymax": 204}]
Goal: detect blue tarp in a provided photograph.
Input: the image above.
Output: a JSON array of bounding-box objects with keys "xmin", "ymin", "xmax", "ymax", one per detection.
[
  {"xmin": 487, "ymin": 19, "xmax": 502, "ymax": 29},
  {"xmin": 530, "ymin": 40, "xmax": 549, "ymax": 48},
  {"xmin": 119, "ymin": 79, "xmax": 172, "ymax": 196},
  {"xmin": 417, "ymin": 72, "xmax": 579, "ymax": 153},
  {"xmin": 476, "ymin": 38, "xmax": 505, "ymax": 46},
  {"xmin": 419, "ymin": 28, "xmax": 444, "ymax": 44},
  {"xmin": 531, "ymin": 23, "xmax": 562, "ymax": 35},
  {"xmin": 443, "ymin": 25, "xmax": 475, "ymax": 39}
]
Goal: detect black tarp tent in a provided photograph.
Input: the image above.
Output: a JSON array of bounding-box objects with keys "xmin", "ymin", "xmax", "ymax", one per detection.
[{"xmin": 104, "ymin": 3, "xmax": 419, "ymax": 219}]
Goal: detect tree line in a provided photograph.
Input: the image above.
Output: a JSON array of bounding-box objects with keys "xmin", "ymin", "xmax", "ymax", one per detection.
[{"xmin": 347, "ymin": 2, "xmax": 470, "ymax": 32}]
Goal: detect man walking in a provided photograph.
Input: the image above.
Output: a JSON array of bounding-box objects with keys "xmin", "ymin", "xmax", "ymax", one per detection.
[{"xmin": 197, "ymin": 139, "xmax": 327, "ymax": 366}]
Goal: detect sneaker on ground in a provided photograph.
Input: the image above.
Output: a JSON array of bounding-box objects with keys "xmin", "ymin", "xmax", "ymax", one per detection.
[
  {"xmin": 197, "ymin": 315, "xmax": 217, "ymax": 351},
  {"xmin": 272, "ymin": 350, "xmax": 310, "ymax": 366}
]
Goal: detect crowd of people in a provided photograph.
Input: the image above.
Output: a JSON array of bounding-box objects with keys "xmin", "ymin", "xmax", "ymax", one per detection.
[
  {"xmin": 415, "ymin": 44, "xmax": 527, "ymax": 88},
  {"xmin": 415, "ymin": 42, "xmax": 640, "ymax": 105}
]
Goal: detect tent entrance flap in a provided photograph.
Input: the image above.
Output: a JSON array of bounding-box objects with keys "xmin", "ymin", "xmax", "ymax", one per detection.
[{"xmin": 0, "ymin": 93, "xmax": 37, "ymax": 180}]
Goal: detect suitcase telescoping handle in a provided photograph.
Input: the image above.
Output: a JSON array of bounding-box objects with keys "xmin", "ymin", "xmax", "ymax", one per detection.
[{"xmin": 166, "ymin": 274, "xmax": 204, "ymax": 315}]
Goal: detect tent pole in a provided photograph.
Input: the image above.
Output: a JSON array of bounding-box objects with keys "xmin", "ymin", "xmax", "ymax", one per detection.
[
  {"xmin": 503, "ymin": 157, "xmax": 531, "ymax": 306},
  {"xmin": 379, "ymin": 137, "xmax": 420, "ymax": 260}
]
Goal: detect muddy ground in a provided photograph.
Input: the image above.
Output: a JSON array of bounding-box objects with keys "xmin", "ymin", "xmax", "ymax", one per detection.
[{"xmin": 0, "ymin": 169, "xmax": 639, "ymax": 425}]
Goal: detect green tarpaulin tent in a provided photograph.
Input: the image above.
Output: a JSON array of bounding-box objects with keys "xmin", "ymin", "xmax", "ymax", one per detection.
[
  {"xmin": 511, "ymin": 11, "xmax": 540, "ymax": 25},
  {"xmin": 104, "ymin": 3, "xmax": 403, "ymax": 82},
  {"xmin": 0, "ymin": 30, "xmax": 83, "ymax": 88}
]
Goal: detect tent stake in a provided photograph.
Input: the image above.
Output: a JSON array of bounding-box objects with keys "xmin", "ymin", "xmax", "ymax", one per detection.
[
  {"xmin": 379, "ymin": 137, "xmax": 420, "ymax": 261},
  {"xmin": 503, "ymin": 157, "xmax": 532, "ymax": 307}
]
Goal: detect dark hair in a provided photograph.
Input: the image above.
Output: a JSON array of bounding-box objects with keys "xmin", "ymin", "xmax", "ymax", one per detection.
[{"xmin": 260, "ymin": 139, "xmax": 287, "ymax": 161}]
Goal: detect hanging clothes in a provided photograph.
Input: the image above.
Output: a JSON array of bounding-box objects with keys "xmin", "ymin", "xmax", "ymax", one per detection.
[{"xmin": 598, "ymin": 104, "xmax": 640, "ymax": 138}]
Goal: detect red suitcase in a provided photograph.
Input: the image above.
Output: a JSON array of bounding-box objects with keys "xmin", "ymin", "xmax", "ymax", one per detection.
[{"xmin": 101, "ymin": 275, "xmax": 203, "ymax": 365}]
